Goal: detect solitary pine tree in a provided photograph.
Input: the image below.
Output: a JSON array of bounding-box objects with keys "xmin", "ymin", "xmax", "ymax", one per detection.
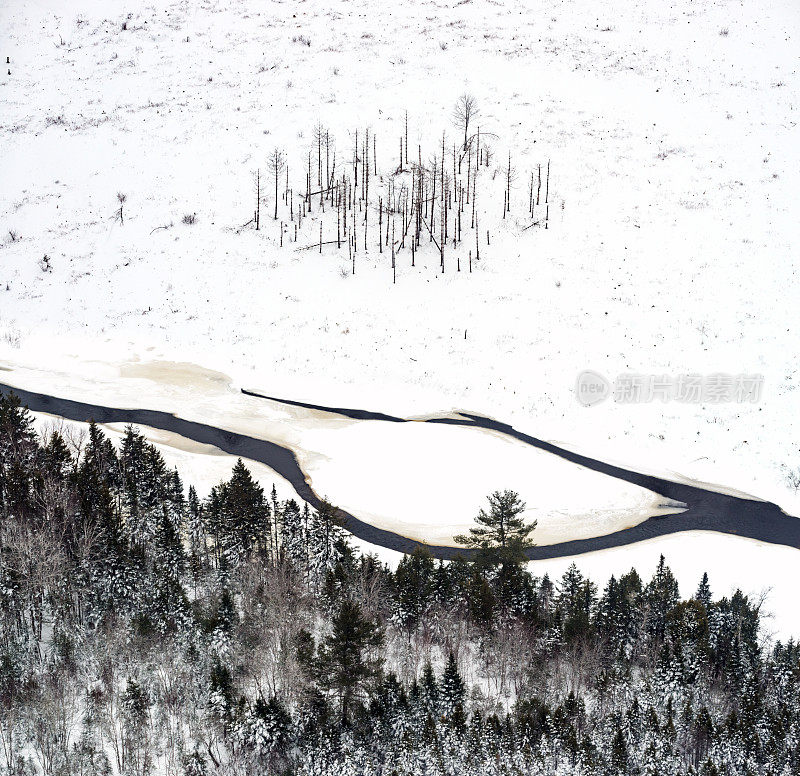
[{"xmin": 454, "ymin": 489, "xmax": 535, "ymax": 564}]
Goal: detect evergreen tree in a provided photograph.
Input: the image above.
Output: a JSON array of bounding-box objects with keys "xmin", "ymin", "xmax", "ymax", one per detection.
[
  {"xmin": 557, "ymin": 563, "xmax": 597, "ymax": 643},
  {"xmin": 120, "ymin": 425, "xmax": 146, "ymax": 531},
  {"xmin": 282, "ymin": 498, "xmax": 308, "ymax": 574},
  {"xmin": 695, "ymin": 572, "xmax": 712, "ymax": 611},
  {"xmin": 610, "ymin": 726, "xmax": 628, "ymax": 772},
  {"xmin": 40, "ymin": 430, "xmax": 72, "ymax": 482},
  {"xmin": 308, "ymin": 498, "xmax": 347, "ymax": 585},
  {"xmin": 186, "ymin": 485, "xmax": 206, "ymax": 583},
  {"xmin": 315, "ymin": 598, "xmax": 384, "ymax": 719},
  {"xmin": 439, "ymin": 652, "xmax": 466, "ymax": 726},
  {"xmin": 644, "ymin": 555, "xmax": 680, "ymax": 644},
  {"xmin": 0, "ymin": 393, "xmax": 39, "ymax": 522},
  {"xmin": 270, "ymin": 483, "xmax": 282, "ymax": 558},
  {"xmin": 393, "ymin": 548, "xmax": 435, "ymax": 630},
  {"xmin": 76, "ymin": 422, "xmax": 120, "ymax": 546},
  {"xmin": 217, "ymin": 459, "xmax": 271, "ymax": 564},
  {"xmin": 454, "ymin": 490, "xmax": 535, "ymax": 565}
]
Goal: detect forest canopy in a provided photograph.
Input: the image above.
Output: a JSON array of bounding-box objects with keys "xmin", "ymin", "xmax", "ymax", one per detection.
[{"xmin": 0, "ymin": 392, "xmax": 797, "ymax": 776}]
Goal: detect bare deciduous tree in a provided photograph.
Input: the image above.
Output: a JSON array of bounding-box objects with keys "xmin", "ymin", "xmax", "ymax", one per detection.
[{"xmin": 453, "ymin": 94, "xmax": 479, "ymax": 152}]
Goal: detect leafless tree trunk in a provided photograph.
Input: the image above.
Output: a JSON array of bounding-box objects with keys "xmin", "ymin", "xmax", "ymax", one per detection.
[
  {"xmin": 269, "ymin": 149, "xmax": 286, "ymax": 220},
  {"xmin": 453, "ymin": 94, "xmax": 479, "ymax": 152}
]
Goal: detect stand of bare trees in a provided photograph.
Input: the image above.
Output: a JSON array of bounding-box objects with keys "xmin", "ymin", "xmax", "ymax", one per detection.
[{"xmin": 246, "ymin": 97, "xmax": 554, "ymax": 282}]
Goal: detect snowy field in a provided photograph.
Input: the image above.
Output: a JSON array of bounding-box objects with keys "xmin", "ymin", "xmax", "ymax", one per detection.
[
  {"xmin": 1, "ymin": 0, "xmax": 799, "ymax": 629},
  {"xmin": 1, "ymin": 0, "xmax": 799, "ymax": 514}
]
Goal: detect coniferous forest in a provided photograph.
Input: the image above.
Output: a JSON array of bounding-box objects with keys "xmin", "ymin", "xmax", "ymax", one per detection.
[{"xmin": 0, "ymin": 392, "xmax": 798, "ymax": 776}]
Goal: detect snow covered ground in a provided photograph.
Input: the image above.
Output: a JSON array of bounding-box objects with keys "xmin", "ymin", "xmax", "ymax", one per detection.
[
  {"xmin": 1, "ymin": 0, "xmax": 798, "ymax": 626},
  {"xmin": 1, "ymin": 0, "xmax": 798, "ymax": 516},
  {"xmin": 296, "ymin": 419, "xmax": 676, "ymax": 546}
]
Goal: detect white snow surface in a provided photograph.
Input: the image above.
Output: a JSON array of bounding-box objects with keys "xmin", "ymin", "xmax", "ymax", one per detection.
[
  {"xmin": 1, "ymin": 0, "xmax": 799, "ymax": 628},
  {"xmin": 296, "ymin": 419, "xmax": 676, "ymax": 545},
  {"xmin": 1, "ymin": 0, "xmax": 799, "ymax": 516}
]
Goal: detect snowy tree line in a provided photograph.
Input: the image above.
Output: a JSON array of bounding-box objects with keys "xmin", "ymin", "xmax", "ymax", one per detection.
[{"xmin": 0, "ymin": 391, "xmax": 798, "ymax": 775}]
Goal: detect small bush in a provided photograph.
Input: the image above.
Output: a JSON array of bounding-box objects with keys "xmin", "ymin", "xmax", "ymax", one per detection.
[
  {"xmin": 784, "ymin": 466, "xmax": 800, "ymax": 494},
  {"xmin": 1, "ymin": 326, "xmax": 21, "ymax": 348},
  {"xmin": 182, "ymin": 213, "xmax": 196, "ymax": 225}
]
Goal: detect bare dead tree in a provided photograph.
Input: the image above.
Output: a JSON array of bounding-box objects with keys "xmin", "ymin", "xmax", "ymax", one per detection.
[
  {"xmin": 504, "ymin": 151, "xmax": 516, "ymax": 217},
  {"xmin": 537, "ymin": 163, "xmax": 541, "ymax": 205},
  {"xmin": 114, "ymin": 192, "xmax": 126, "ymax": 225},
  {"xmin": 313, "ymin": 123, "xmax": 325, "ymax": 187},
  {"xmin": 453, "ymin": 94, "xmax": 479, "ymax": 153},
  {"xmin": 325, "ymin": 130, "xmax": 331, "ymax": 189},
  {"xmin": 269, "ymin": 149, "xmax": 286, "ymax": 220},
  {"xmin": 404, "ymin": 110, "xmax": 409, "ymax": 165}
]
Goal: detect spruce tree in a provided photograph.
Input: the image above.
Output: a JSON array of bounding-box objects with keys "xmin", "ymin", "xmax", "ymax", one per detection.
[
  {"xmin": 644, "ymin": 555, "xmax": 680, "ymax": 644},
  {"xmin": 0, "ymin": 392, "xmax": 39, "ymax": 522},
  {"xmin": 282, "ymin": 498, "xmax": 307, "ymax": 574},
  {"xmin": 393, "ymin": 548, "xmax": 435, "ymax": 630},
  {"xmin": 76, "ymin": 422, "xmax": 121, "ymax": 549},
  {"xmin": 315, "ymin": 598, "xmax": 384, "ymax": 719},
  {"xmin": 219, "ymin": 459, "xmax": 271, "ymax": 563},
  {"xmin": 186, "ymin": 485, "xmax": 206, "ymax": 583},
  {"xmin": 40, "ymin": 430, "xmax": 72, "ymax": 482},
  {"xmin": 610, "ymin": 726, "xmax": 628, "ymax": 772},
  {"xmin": 439, "ymin": 652, "xmax": 466, "ymax": 726},
  {"xmin": 557, "ymin": 564, "xmax": 597, "ymax": 643},
  {"xmin": 308, "ymin": 498, "xmax": 347, "ymax": 585},
  {"xmin": 695, "ymin": 572, "xmax": 712, "ymax": 611}
]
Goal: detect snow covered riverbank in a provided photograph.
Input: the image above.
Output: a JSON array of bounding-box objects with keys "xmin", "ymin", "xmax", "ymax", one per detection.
[
  {"xmin": 4, "ymin": 354, "xmax": 799, "ymax": 640},
  {"xmin": 3, "ymin": 355, "xmax": 678, "ymax": 546}
]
